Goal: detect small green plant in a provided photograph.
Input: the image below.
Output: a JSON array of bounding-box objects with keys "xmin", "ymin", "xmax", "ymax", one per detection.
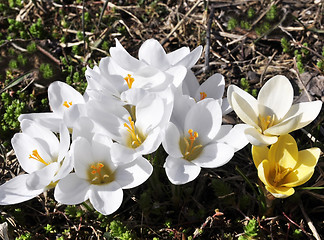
[
  {"xmin": 64, "ymin": 205, "xmax": 84, "ymax": 218},
  {"xmin": 247, "ymin": 8, "xmax": 255, "ymax": 19},
  {"xmin": 227, "ymin": 17, "xmax": 238, "ymax": 31},
  {"xmin": 255, "ymin": 22, "xmax": 271, "ymax": 36},
  {"xmin": 27, "ymin": 42, "xmax": 37, "ymax": 53},
  {"xmin": 29, "ymin": 18, "xmax": 44, "ymax": 39},
  {"xmin": 240, "ymin": 20, "xmax": 251, "ymax": 30},
  {"xmin": 39, "ymin": 63, "xmax": 53, "ymax": 79},
  {"xmin": 266, "ymin": 5, "xmax": 277, "ymax": 21},
  {"xmin": 76, "ymin": 31, "xmax": 84, "ymax": 41},
  {"xmin": 238, "ymin": 219, "xmax": 259, "ymax": 240},
  {"xmin": 9, "ymin": 59, "xmax": 18, "ymax": 69},
  {"xmin": 240, "ymin": 78, "xmax": 250, "ymax": 92},
  {"xmin": 106, "ymin": 220, "xmax": 135, "ymax": 240},
  {"xmin": 17, "ymin": 54, "xmax": 27, "ymax": 66},
  {"xmin": 44, "ymin": 224, "xmax": 56, "ymax": 234},
  {"xmin": 281, "ymin": 37, "xmax": 291, "ymax": 53},
  {"xmin": 15, "ymin": 232, "xmax": 32, "ymax": 240}
]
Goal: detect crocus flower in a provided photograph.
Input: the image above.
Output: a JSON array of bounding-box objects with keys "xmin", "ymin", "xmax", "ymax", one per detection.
[
  {"xmin": 181, "ymin": 71, "xmax": 231, "ymax": 115},
  {"xmin": 0, "ymin": 120, "xmax": 72, "ymax": 205},
  {"xmin": 227, "ymin": 75, "xmax": 322, "ymax": 146},
  {"xmin": 162, "ymin": 95, "xmax": 248, "ymax": 185},
  {"xmin": 87, "ymin": 88, "xmax": 173, "ymax": 163},
  {"xmin": 252, "ymin": 134, "xmax": 320, "ymax": 198},
  {"xmin": 54, "ymin": 134, "xmax": 153, "ymax": 215},
  {"xmin": 18, "ymin": 81, "xmax": 87, "ymax": 132}
]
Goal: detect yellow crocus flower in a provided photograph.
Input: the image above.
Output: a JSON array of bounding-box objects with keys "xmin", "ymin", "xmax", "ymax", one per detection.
[{"xmin": 252, "ymin": 134, "xmax": 320, "ymax": 198}]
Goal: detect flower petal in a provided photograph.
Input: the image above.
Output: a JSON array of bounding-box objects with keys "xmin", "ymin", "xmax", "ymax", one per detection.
[
  {"xmin": 115, "ymin": 156, "xmax": 153, "ymax": 189},
  {"xmin": 164, "ymin": 156, "xmax": 201, "ymax": 185},
  {"xmin": 89, "ymin": 182, "xmax": 123, "ymax": 215},
  {"xmin": 252, "ymin": 145, "xmax": 269, "ymax": 168},
  {"xmin": 181, "ymin": 70, "xmax": 199, "ymax": 97},
  {"xmin": 216, "ymin": 124, "xmax": 249, "ymax": 151},
  {"xmin": 72, "ymin": 137, "xmax": 94, "ymax": 180},
  {"xmin": 54, "ymin": 173, "xmax": 90, "ymax": 205},
  {"xmin": 258, "ymin": 75, "xmax": 293, "ymax": 120},
  {"xmin": 18, "ymin": 112, "xmax": 62, "ymax": 133},
  {"xmin": 0, "ymin": 174, "xmax": 44, "ymax": 205},
  {"xmin": 264, "ymin": 113, "xmax": 302, "ymax": 135},
  {"xmin": 175, "ymin": 45, "xmax": 203, "ymax": 69},
  {"xmin": 162, "ymin": 122, "xmax": 183, "ymax": 158},
  {"xmin": 268, "ymin": 134, "xmax": 299, "ymax": 170},
  {"xmin": 244, "ymin": 127, "xmax": 278, "ymax": 146},
  {"xmin": 265, "ymin": 185, "xmax": 295, "ymax": 198},
  {"xmin": 192, "ymin": 143, "xmax": 234, "ymax": 168},
  {"xmin": 166, "ymin": 47, "xmax": 190, "ymax": 65},
  {"xmin": 281, "ymin": 100, "xmax": 322, "ymax": 131},
  {"xmin": 195, "ymin": 73, "xmax": 224, "ymax": 101},
  {"xmin": 228, "ymin": 86, "xmax": 260, "ymax": 130},
  {"xmin": 282, "ymin": 148, "xmax": 320, "ymax": 187},
  {"xmin": 26, "ymin": 162, "xmax": 59, "ymax": 189},
  {"xmin": 138, "ymin": 39, "xmax": 170, "ymax": 70}
]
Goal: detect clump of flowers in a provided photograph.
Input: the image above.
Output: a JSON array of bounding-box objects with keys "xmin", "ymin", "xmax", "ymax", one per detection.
[{"xmin": 0, "ymin": 39, "xmax": 322, "ymax": 215}]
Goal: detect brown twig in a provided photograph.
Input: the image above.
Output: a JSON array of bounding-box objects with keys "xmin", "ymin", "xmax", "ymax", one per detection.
[
  {"xmin": 291, "ymin": 57, "xmax": 312, "ymax": 102},
  {"xmin": 299, "ymin": 202, "xmax": 321, "ymax": 240},
  {"xmin": 259, "ymin": 50, "xmax": 278, "ymax": 85}
]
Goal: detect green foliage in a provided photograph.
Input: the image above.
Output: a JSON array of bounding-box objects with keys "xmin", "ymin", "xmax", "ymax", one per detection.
[
  {"xmin": 240, "ymin": 20, "xmax": 251, "ymax": 30},
  {"xmin": 44, "ymin": 224, "xmax": 56, "ymax": 234},
  {"xmin": 247, "ymin": 8, "xmax": 255, "ymax": 19},
  {"xmin": 211, "ymin": 179, "xmax": 235, "ymax": 206},
  {"xmin": 84, "ymin": 12, "xmax": 90, "ymax": 23},
  {"xmin": 8, "ymin": 0, "xmax": 22, "ymax": 8},
  {"xmin": 106, "ymin": 220, "xmax": 135, "ymax": 240},
  {"xmin": 39, "ymin": 63, "xmax": 53, "ymax": 79},
  {"xmin": 64, "ymin": 205, "xmax": 84, "ymax": 218},
  {"xmin": 29, "ymin": 18, "xmax": 44, "ymax": 39},
  {"xmin": 7, "ymin": 18, "xmax": 26, "ymax": 39},
  {"xmin": 9, "ymin": 59, "xmax": 18, "ymax": 69},
  {"xmin": 255, "ymin": 22, "xmax": 271, "ymax": 36},
  {"xmin": 281, "ymin": 37, "xmax": 291, "ymax": 53},
  {"xmin": 266, "ymin": 5, "xmax": 277, "ymax": 21},
  {"xmin": 76, "ymin": 31, "xmax": 84, "ymax": 41},
  {"xmin": 227, "ymin": 17, "xmax": 238, "ymax": 31},
  {"xmin": 101, "ymin": 40, "xmax": 110, "ymax": 51},
  {"xmin": 238, "ymin": 219, "xmax": 259, "ymax": 240},
  {"xmin": 301, "ymin": 43, "xmax": 309, "ymax": 55},
  {"xmin": 17, "ymin": 54, "xmax": 27, "ymax": 66},
  {"xmin": 27, "ymin": 42, "xmax": 37, "ymax": 53},
  {"xmin": 294, "ymin": 50, "xmax": 305, "ymax": 73},
  {"xmin": 15, "ymin": 232, "xmax": 32, "ymax": 240},
  {"xmin": 240, "ymin": 78, "xmax": 250, "ymax": 92}
]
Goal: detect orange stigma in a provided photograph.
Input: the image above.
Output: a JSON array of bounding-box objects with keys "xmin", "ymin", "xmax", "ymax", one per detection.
[
  {"xmin": 200, "ymin": 92, "xmax": 207, "ymax": 100},
  {"xmin": 124, "ymin": 74, "xmax": 135, "ymax": 89},
  {"xmin": 63, "ymin": 101, "xmax": 72, "ymax": 108},
  {"xmin": 29, "ymin": 149, "xmax": 48, "ymax": 165}
]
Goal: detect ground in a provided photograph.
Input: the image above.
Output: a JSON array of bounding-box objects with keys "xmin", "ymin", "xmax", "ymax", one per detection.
[{"xmin": 0, "ymin": 0, "xmax": 323, "ymax": 239}]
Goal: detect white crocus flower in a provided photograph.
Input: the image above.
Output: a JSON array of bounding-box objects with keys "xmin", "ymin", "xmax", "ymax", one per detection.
[
  {"xmin": 162, "ymin": 95, "xmax": 246, "ymax": 185},
  {"xmin": 18, "ymin": 81, "xmax": 87, "ymax": 132},
  {"xmin": 227, "ymin": 75, "xmax": 322, "ymax": 146},
  {"xmin": 54, "ymin": 134, "xmax": 153, "ymax": 215},
  {"xmin": 87, "ymin": 88, "xmax": 172, "ymax": 163},
  {"xmin": 0, "ymin": 120, "xmax": 72, "ymax": 205},
  {"xmin": 182, "ymin": 71, "xmax": 232, "ymax": 115}
]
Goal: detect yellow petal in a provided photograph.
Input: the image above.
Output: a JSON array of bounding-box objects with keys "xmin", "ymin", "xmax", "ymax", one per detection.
[
  {"xmin": 252, "ymin": 145, "xmax": 269, "ymax": 168},
  {"xmin": 269, "ymin": 134, "xmax": 298, "ymax": 170},
  {"xmin": 282, "ymin": 148, "xmax": 320, "ymax": 187},
  {"xmin": 257, "ymin": 160, "xmax": 273, "ymax": 188},
  {"xmin": 265, "ymin": 185, "xmax": 295, "ymax": 198}
]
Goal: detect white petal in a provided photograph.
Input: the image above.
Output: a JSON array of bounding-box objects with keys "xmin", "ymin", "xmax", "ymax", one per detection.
[
  {"xmin": 230, "ymin": 91, "xmax": 260, "ymax": 130},
  {"xmin": 58, "ymin": 123, "xmax": 70, "ymax": 162},
  {"xmin": 11, "ymin": 133, "xmax": 52, "ymax": 173},
  {"xmin": 221, "ymin": 98, "xmax": 232, "ymax": 115},
  {"xmin": 184, "ymin": 99, "xmax": 222, "ymax": 144},
  {"xmin": 138, "ymin": 39, "xmax": 169, "ymax": 70},
  {"xmin": 181, "ymin": 70, "xmax": 199, "ymax": 97},
  {"xmin": 264, "ymin": 114, "xmax": 302, "ymax": 135},
  {"xmin": 53, "ymin": 153, "xmax": 73, "ymax": 182},
  {"xmin": 72, "ymin": 137, "xmax": 94, "ymax": 180},
  {"xmin": 281, "ymin": 100, "xmax": 322, "ymax": 131},
  {"xmin": 0, "ymin": 174, "xmax": 44, "ymax": 205},
  {"xmin": 26, "ymin": 162, "xmax": 59, "ymax": 189},
  {"xmin": 110, "ymin": 39, "xmax": 144, "ymax": 71},
  {"xmin": 136, "ymin": 128, "xmax": 163, "ymax": 156},
  {"xmin": 164, "ymin": 156, "xmax": 201, "ymax": 185},
  {"xmin": 258, "ymin": 75, "xmax": 293, "ymax": 120},
  {"xmin": 162, "ymin": 122, "xmax": 183, "ymax": 158},
  {"xmin": 54, "ymin": 173, "xmax": 90, "ymax": 204},
  {"xmin": 63, "ymin": 103, "xmax": 87, "ymax": 129},
  {"xmin": 192, "ymin": 143, "xmax": 234, "ymax": 168},
  {"xmin": 171, "ymin": 93, "xmax": 195, "ymax": 130},
  {"xmin": 244, "ymin": 127, "xmax": 278, "ymax": 146},
  {"xmin": 176, "ymin": 45, "xmax": 203, "ymax": 69},
  {"xmin": 20, "ymin": 119, "xmax": 60, "ymax": 159},
  {"xmin": 110, "ymin": 142, "xmax": 137, "ymax": 164},
  {"xmin": 166, "ymin": 46, "xmax": 190, "ymax": 65},
  {"xmin": 115, "ymin": 156, "xmax": 153, "ymax": 189},
  {"xmin": 196, "ymin": 73, "xmax": 225, "ymax": 101},
  {"xmin": 216, "ymin": 124, "xmax": 250, "ymax": 151},
  {"xmin": 89, "ymin": 182, "xmax": 123, "ymax": 215},
  {"xmin": 48, "ymin": 81, "xmax": 85, "ymax": 116},
  {"xmin": 166, "ymin": 66, "xmax": 187, "ymax": 88},
  {"xmin": 18, "ymin": 112, "xmax": 62, "ymax": 133}
]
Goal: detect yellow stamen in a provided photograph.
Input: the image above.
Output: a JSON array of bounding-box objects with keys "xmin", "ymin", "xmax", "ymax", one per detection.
[
  {"xmin": 124, "ymin": 74, "xmax": 135, "ymax": 89},
  {"xmin": 200, "ymin": 92, "xmax": 207, "ymax": 100},
  {"xmin": 124, "ymin": 116, "xmax": 143, "ymax": 148},
  {"xmin": 259, "ymin": 114, "xmax": 275, "ymax": 133},
  {"xmin": 29, "ymin": 149, "xmax": 48, "ymax": 165},
  {"xmin": 88, "ymin": 162, "xmax": 115, "ymax": 185},
  {"xmin": 63, "ymin": 101, "xmax": 72, "ymax": 108},
  {"xmin": 273, "ymin": 164, "xmax": 292, "ymax": 186},
  {"xmin": 180, "ymin": 129, "xmax": 202, "ymax": 161}
]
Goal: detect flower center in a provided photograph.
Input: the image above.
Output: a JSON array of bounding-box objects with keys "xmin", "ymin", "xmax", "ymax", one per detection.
[
  {"xmin": 29, "ymin": 149, "xmax": 48, "ymax": 165},
  {"xmin": 179, "ymin": 129, "xmax": 203, "ymax": 161},
  {"xmin": 124, "ymin": 74, "xmax": 135, "ymax": 89},
  {"xmin": 200, "ymin": 92, "xmax": 207, "ymax": 100},
  {"xmin": 273, "ymin": 164, "xmax": 293, "ymax": 186},
  {"xmin": 258, "ymin": 114, "xmax": 275, "ymax": 133},
  {"xmin": 63, "ymin": 101, "xmax": 72, "ymax": 108},
  {"xmin": 88, "ymin": 162, "xmax": 115, "ymax": 185},
  {"xmin": 124, "ymin": 116, "xmax": 146, "ymax": 149}
]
